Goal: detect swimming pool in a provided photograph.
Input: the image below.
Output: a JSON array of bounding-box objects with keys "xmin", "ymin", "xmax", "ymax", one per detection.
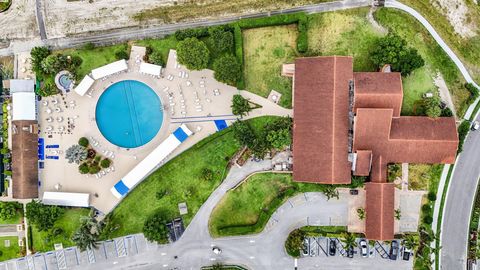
[{"xmin": 95, "ymin": 80, "xmax": 163, "ymax": 148}]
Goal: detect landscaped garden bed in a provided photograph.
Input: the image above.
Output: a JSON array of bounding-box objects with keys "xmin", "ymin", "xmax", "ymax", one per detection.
[
  {"xmin": 101, "ymin": 116, "xmax": 281, "ymax": 239},
  {"xmin": 65, "ymin": 137, "xmax": 112, "ymax": 175}
]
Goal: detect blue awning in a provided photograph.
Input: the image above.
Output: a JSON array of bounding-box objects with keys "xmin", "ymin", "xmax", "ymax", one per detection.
[
  {"xmin": 173, "ymin": 127, "xmax": 188, "ymax": 142},
  {"xmin": 214, "ymin": 120, "xmax": 228, "ymax": 131},
  {"xmin": 114, "ymin": 180, "xmax": 130, "ymax": 196}
]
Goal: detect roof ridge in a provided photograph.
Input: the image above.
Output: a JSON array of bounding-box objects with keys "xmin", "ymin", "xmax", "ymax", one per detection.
[{"xmin": 331, "ymin": 56, "xmax": 337, "ymax": 182}]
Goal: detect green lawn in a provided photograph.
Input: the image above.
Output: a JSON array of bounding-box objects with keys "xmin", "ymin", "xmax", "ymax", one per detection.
[
  {"xmin": 0, "ymin": 210, "xmax": 23, "ymax": 225},
  {"xmin": 401, "ymin": 66, "xmax": 436, "ymax": 115},
  {"xmin": 375, "ymin": 8, "xmax": 469, "ymax": 116},
  {"xmin": 102, "ymin": 116, "xmax": 280, "ymax": 239},
  {"xmin": 31, "ymin": 208, "xmax": 90, "ymax": 252},
  {"xmin": 209, "ymin": 172, "xmax": 333, "ymax": 237},
  {"xmin": 0, "ymin": 236, "xmax": 20, "ymax": 260},
  {"xmin": 243, "ymin": 25, "xmax": 298, "ymax": 108},
  {"xmin": 61, "ymin": 44, "xmax": 127, "ymax": 79},
  {"xmin": 135, "ymin": 35, "xmax": 178, "ymax": 65},
  {"xmin": 307, "ymin": 8, "xmax": 382, "ymax": 71},
  {"xmin": 398, "ymin": 0, "xmax": 480, "ymax": 83}
]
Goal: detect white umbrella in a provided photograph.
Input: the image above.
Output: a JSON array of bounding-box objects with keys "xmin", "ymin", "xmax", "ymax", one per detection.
[
  {"xmin": 58, "ymin": 126, "xmax": 65, "ymax": 132},
  {"xmin": 46, "ymin": 126, "xmax": 53, "ymax": 131},
  {"xmin": 46, "ymin": 108, "xmax": 52, "ymax": 114},
  {"xmin": 52, "ymin": 99, "xmax": 58, "ymax": 105},
  {"xmin": 56, "ymin": 116, "xmax": 63, "ymax": 123},
  {"xmin": 54, "ymin": 183, "xmax": 61, "ymax": 190},
  {"xmin": 42, "ymin": 100, "xmax": 48, "ymax": 106},
  {"xmin": 55, "ymin": 107, "xmax": 61, "ymax": 113},
  {"xmin": 46, "ymin": 117, "xmax": 53, "ymax": 123}
]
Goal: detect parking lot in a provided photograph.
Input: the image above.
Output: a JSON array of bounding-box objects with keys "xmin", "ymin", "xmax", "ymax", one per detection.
[
  {"xmin": 0, "ymin": 234, "xmax": 150, "ymax": 270},
  {"xmin": 301, "ymin": 237, "xmax": 412, "ymax": 265}
]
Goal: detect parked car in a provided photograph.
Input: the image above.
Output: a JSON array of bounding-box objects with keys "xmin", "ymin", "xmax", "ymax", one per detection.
[
  {"xmin": 359, "ymin": 239, "xmax": 368, "ymax": 258},
  {"xmin": 349, "ymin": 189, "xmax": 359, "ymax": 195},
  {"xmin": 302, "ymin": 238, "xmax": 309, "ymax": 256},
  {"xmin": 390, "ymin": 240, "xmax": 399, "ymax": 260},
  {"xmin": 472, "ymin": 121, "xmax": 480, "ymax": 131},
  {"xmin": 402, "ymin": 246, "xmax": 411, "ymax": 261},
  {"xmin": 329, "ymin": 239, "xmax": 336, "ymax": 256},
  {"xmin": 346, "ymin": 246, "xmax": 354, "ymax": 258}
]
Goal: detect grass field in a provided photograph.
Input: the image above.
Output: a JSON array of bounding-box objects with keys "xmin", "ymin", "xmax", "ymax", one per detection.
[
  {"xmin": 31, "ymin": 208, "xmax": 90, "ymax": 252},
  {"xmin": 375, "ymin": 8, "xmax": 470, "ymax": 116},
  {"xmin": 0, "ymin": 210, "xmax": 22, "ymax": 225},
  {"xmin": 135, "ymin": 36, "xmax": 178, "ymax": 65},
  {"xmin": 103, "ymin": 117, "xmax": 279, "ymax": 239},
  {"xmin": 209, "ymin": 173, "xmax": 331, "ymax": 237},
  {"xmin": 61, "ymin": 44, "xmax": 127, "ymax": 79},
  {"xmin": 243, "ymin": 25, "xmax": 298, "ymax": 108},
  {"xmin": 398, "ymin": 0, "xmax": 480, "ymax": 83},
  {"xmin": 133, "ymin": 0, "xmax": 333, "ymax": 23},
  {"xmin": 408, "ymin": 164, "xmax": 442, "ymax": 191},
  {"xmin": 401, "ymin": 66, "xmax": 437, "ymax": 115},
  {"xmin": 307, "ymin": 8, "xmax": 382, "ymax": 72},
  {"xmin": 0, "ymin": 236, "xmax": 20, "ymax": 260}
]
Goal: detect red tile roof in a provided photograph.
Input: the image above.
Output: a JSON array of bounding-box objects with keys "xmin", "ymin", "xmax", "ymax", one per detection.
[
  {"xmin": 354, "ymin": 150, "xmax": 372, "ymax": 176},
  {"xmin": 353, "ymin": 109, "xmax": 458, "ymax": 182},
  {"xmin": 12, "ymin": 120, "xmax": 39, "ymax": 199},
  {"xmin": 365, "ymin": 182, "xmax": 395, "ymax": 240},
  {"xmin": 292, "ymin": 56, "xmax": 353, "ymax": 184},
  {"xmin": 353, "ymin": 72, "xmax": 403, "ymax": 117}
]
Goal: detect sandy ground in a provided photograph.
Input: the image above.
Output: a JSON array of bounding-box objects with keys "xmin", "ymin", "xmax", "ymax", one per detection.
[
  {"xmin": 431, "ymin": 0, "xmax": 477, "ymax": 38},
  {"xmin": 42, "ymin": 0, "xmax": 176, "ymax": 38},
  {"xmin": 37, "ymin": 48, "xmax": 290, "ymax": 213},
  {"xmin": 434, "ymin": 72, "xmax": 457, "ymax": 118},
  {"xmin": 0, "ymin": 0, "xmax": 39, "ymax": 41}
]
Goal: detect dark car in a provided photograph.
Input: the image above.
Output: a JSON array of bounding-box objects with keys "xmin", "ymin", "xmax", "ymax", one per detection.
[
  {"xmin": 329, "ymin": 239, "xmax": 336, "ymax": 256},
  {"xmin": 402, "ymin": 246, "xmax": 411, "ymax": 261},
  {"xmin": 349, "ymin": 189, "xmax": 359, "ymax": 195},
  {"xmin": 347, "ymin": 246, "xmax": 354, "ymax": 258},
  {"xmin": 390, "ymin": 240, "xmax": 399, "ymax": 260}
]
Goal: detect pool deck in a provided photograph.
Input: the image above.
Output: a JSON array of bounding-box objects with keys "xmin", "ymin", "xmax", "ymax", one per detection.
[{"xmin": 38, "ymin": 48, "xmax": 291, "ymax": 214}]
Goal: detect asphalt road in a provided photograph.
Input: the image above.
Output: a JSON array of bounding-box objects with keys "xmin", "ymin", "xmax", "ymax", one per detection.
[
  {"xmin": 0, "ymin": 0, "xmax": 371, "ymax": 56},
  {"xmin": 440, "ymin": 119, "xmax": 480, "ymax": 270}
]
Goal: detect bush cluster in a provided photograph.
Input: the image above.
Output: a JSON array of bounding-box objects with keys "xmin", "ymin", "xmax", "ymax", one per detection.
[
  {"xmin": 465, "ymin": 83, "xmax": 480, "ymax": 105},
  {"xmin": 232, "ymin": 117, "xmax": 292, "ymax": 158},
  {"xmin": 174, "ymin": 27, "xmax": 209, "ymax": 40},
  {"xmin": 457, "ymin": 120, "xmax": 471, "ymax": 153}
]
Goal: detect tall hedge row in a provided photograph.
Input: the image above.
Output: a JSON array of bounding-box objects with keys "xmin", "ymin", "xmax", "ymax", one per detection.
[{"xmin": 233, "ymin": 24, "xmax": 246, "ymax": 90}]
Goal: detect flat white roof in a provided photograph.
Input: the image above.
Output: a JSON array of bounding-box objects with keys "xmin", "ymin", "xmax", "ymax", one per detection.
[
  {"xmin": 91, "ymin": 60, "xmax": 128, "ymax": 80},
  {"xmin": 9, "ymin": 79, "xmax": 34, "ymax": 93},
  {"xmin": 111, "ymin": 124, "xmax": 193, "ymax": 198},
  {"xmin": 12, "ymin": 92, "xmax": 36, "ymax": 121},
  {"xmin": 139, "ymin": 62, "xmax": 162, "ymax": 76},
  {"xmin": 42, "ymin": 191, "xmax": 90, "ymax": 207},
  {"xmin": 74, "ymin": 75, "xmax": 95, "ymax": 96}
]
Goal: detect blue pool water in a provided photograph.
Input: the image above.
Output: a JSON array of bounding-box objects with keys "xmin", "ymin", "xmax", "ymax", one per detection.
[
  {"xmin": 59, "ymin": 74, "xmax": 72, "ymax": 89},
  {"xmin": 95, "ymin": 80, "xmax": 163, "ymax": 148}
]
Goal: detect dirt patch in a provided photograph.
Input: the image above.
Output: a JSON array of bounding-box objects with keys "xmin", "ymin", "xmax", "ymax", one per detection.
[
  {"xmin": 434, "ymin": 72, "xmax": 457, "ymax": 118},
  {"xmin": 431, "ymin": 0, "xmax": 477, "ymax": 38}
]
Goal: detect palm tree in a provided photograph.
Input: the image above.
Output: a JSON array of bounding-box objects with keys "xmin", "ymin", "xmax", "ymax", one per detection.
[
  {"xmin": 403, "ymin": 234, "xmax": 418, "ymax": 251},
  {"xmin": 72, "ymin": 215, "xmax": 101, "ymax": 251},
  {"xmin": 394, "ymin": 209, "xmax": 401, "ymax": 220},
  {"xmin": 322, "ymin": 185, "xmax": 339, "ymax": 201},
  {"xmin": 356, "ymin": 208, "xmax": 365, "ymax": 220},
  {"xmin": 341, "ymin": 232, "xmax": 357, "ymax": 251},
  {"xmin": 65, "ymin": 145, "xmax": 88, "ymax": 164}
]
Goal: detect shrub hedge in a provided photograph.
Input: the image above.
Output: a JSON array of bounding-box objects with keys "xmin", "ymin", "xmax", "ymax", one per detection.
[{"xmin": 457, "ymin": 120, "xmax": 471, "ymax": 153}]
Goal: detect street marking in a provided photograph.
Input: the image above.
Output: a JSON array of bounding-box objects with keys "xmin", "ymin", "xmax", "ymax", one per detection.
[
  {"xmin": 161, "ymin": 253, "xmax": 166, "ymax": 256},
  {"xmin": 249, "ymin": 240, "xmax": 255, "ymax": 243},
  {"xmin": 210, "ymin": 258, "xmax": 216, "ymax": 261},
  {"xmin": 249, "ymin": 256, "xmax": 255, "ymax": 259}
]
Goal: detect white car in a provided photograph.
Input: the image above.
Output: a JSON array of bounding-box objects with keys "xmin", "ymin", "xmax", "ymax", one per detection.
[
  {"xmin": 359, "ymin": 239, "xmax": 368, "ymax": 258},
  {"xmin": 212, "ymin": 247, "xmax": 222, "ymax": 254}
]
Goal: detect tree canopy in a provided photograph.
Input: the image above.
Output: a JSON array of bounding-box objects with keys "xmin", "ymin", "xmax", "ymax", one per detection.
[
  {"xmin": 208, "ymin": 26, "xmax": 233, "ymax": 53},
  {"xmin": 213, "ymin": 54, "xmax": 241, "ymax": 86},
  {"xmin": 176, "ymin": 37, "xmax": 210, "ymax": 70},
  {"xmin": 26, "ymin": 201, "xmax": 64, "ymax": 231},
  {"xmin": 371, "ymin": 33, "xmax": 424, "ymax": 76},
  {"xmin": 423, "ymin": 95, "xmax": 441, "ymax": 118},
  {"xmin": 0, "ymin": 202, "xmax": 21, "ymax": 220},
  {"xmin": 148, "ymin": 51, "xmax": 165, "ymax": 66},
  {"xmin": 143, "ymin": 211, "xmax": 169, "ymax": 244},
  {"xmin": 231, "ymin": 94, "xmax": 252, "ymax": 116},
  {"xmin": 31, "ymin": 46, "xmax": 51, "ymax": 74},
  {"xmin": 72, "ymin": 215, "xmax": 102, "ymax": 251}
]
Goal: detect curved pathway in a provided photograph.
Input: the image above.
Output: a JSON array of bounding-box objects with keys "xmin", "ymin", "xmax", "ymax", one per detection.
[{"xmin": 385, "ymin": 0, "xmax": 479, "ymax": 118}]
